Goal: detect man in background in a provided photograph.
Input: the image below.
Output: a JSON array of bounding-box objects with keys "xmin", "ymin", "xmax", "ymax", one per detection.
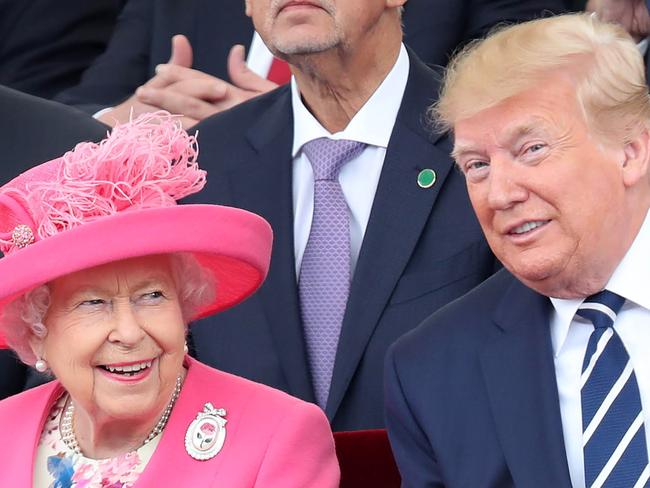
[
  {"xmin": 185, "ymin": 0, "xmax": 503, "ymax": 430},
  {"xmin": 56, "ymin": 0, "xmax": 566, "ymax": 127}
]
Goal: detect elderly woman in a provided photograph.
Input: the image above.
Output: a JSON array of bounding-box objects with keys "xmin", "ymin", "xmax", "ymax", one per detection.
[{"xmin": 0, "ymin": 114, "xmax": 339, "ymax": 487}]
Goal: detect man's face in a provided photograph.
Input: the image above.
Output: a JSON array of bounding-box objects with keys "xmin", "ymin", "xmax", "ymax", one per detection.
[
  {"xmin": 245, "ymin": 0, "xmax": 396, "ymax": 57},
  {"xmin": 453, "ymin": 78, "xmax": 636, "ymax": 298}
]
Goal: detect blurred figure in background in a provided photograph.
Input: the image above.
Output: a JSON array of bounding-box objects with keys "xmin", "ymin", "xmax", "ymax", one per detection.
[
  {"xmin": 0, "ymin": 1, "xmax": 125, "ymax": 99},
  {"xmin": 56, "ymin": 0, "xmax": 567, "ymax": 127}
]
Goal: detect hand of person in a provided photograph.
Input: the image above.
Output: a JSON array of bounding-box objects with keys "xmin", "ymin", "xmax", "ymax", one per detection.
[
  {"xmin": 97, "ymin": 34, "xmax": 194, "ymax": 127},
  {"xmin": 134, "ymin": 37, "xmax": 279, "ymax": 128},
  {"xmin": 586, "ymin": 0, "xmax": 650, "ymax": 42}
]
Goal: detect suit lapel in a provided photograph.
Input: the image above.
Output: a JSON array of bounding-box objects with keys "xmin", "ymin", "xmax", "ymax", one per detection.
[
  {"xmin": 326, "ymin": 52, "xmax": 451, "ymax": 418},
  {"xmin": 227, "ymin": 89, "xmax": 314, "ymax": 401},
  {"xmin": 480, "ymin": 277, "xmax": 572, "ymax": 487}
]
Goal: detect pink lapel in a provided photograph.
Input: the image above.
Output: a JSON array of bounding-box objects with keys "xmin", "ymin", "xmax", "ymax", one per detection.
[
  {"xmin": 0, "ymin": 381, "xmax": 63, "ymax": 486},
  {"xmin": 135, "ymin": 357, "xmax": 230, "ymax": 486}
]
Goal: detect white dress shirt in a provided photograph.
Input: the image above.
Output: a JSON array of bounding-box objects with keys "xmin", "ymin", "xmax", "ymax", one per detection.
[
  {"xmin": 288, "ymin": 44, "xmax": 410, "ymax": 278},
  {"xmin": 550, "ymin": 210, "xmax": 650, "ymax": 488},
  {"xmin": 246, "ymin": 32, "xmax": 275, "ymax": 79}
]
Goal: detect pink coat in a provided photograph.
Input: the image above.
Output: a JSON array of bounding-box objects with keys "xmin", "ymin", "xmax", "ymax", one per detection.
[{"xmin": 0, "ymin": 357, "xmax": 340, "ymax": 487}]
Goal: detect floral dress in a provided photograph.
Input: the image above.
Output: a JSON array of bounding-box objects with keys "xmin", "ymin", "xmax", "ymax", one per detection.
[{"xmin": 33, "ymin": 396, "xmax": 160, "ymax": 488}]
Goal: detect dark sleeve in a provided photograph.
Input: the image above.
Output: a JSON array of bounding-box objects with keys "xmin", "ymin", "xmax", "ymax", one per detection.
[
  {"xmin": 0, "ymin": 85, "xmax": 109, "ymax": 182},
  {"xmin": 403, "ymin": 0, "xmax": 567, "ymax": 68},
  {"xmin": 463, "ymin": 0, "xmax": 568, "ymax": 39},
  {"xmin": 0, "ymin": 0, "xmax": 124, "ymax": 100},
  {"xmin": 384, "ymin": 344, "xmax": 445, "ymax": 488},
  {"xmin": 55, "ymin": 0, "xmax": 154, "ymax": 114},
  {"xmin": 0, "ymin": 351, "xmax": 27, "ymax": 400}
]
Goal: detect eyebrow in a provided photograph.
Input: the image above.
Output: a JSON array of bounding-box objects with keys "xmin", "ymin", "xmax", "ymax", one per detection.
[
  {"xmin": 452, "ymin": 120, "xmax": 550, "ymax": 161},
  {"xmin": 62, "ymin": 275, "xmax": 173, "ymax": 298}
]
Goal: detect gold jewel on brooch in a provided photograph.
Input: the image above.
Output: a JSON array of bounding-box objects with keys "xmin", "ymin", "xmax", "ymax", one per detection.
[{"xmin": 60, "ymin": 374, "xmax": 183, "ymax": 455}]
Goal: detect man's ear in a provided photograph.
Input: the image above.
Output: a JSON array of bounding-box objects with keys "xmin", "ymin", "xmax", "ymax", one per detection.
[
  {"xmin": 245, "ymin": 0, "xmax": 252, "ymax": 17},
  {"xmin": 622, "ymin": 126, "xmax": 650, "ymax": 187},
  {"xmin": 386, "ymin": 0, "xmax": 408, "ymax": 8}
]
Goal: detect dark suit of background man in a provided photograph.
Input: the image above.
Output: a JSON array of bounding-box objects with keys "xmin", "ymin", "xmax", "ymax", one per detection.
[
  {"xmin": 386, "ymin": 13, "xmax": 650, "ymax": 487},
  {"xmin": 55, "ymin": 0, "xmax": 567, "ymax": 128},
  {"xmin": 186, "ymin": 0, "xmax": 562, "ymax": 432},
  {"xmin": 0, "ymin": 86, "xmax": 109, "ymax": 399},
  {"xmin": 0, "ymin": 1, "xmax": 125, "ymax": 99}
]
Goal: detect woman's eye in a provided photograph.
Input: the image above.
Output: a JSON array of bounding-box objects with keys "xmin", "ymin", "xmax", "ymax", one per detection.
[{"xmin": 142, "ymin": 291, "xmax": 165, "ymax": 300}]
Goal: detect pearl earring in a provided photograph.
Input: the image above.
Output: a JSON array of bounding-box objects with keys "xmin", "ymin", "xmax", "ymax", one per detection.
[
  {"xmin": 35, "ymin": 358, "xmax": 48, "ymax": 373},
  {"xmin": 183, "ymin": 342, "xmax": 189, "ymax": 354}
]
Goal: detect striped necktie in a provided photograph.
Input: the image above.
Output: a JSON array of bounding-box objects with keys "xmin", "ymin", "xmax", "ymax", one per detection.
[{"xmin": 579, "ymin": 290, "xmax": 650, "ymax": 487}]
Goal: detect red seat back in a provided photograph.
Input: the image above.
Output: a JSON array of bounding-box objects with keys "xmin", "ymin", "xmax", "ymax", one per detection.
[{"xmin": 334, "ymin": 429, "xmax": 401, "ymax": 488}]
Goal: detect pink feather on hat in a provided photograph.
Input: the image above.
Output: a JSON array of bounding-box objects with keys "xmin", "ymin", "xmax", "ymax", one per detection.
[{"xmin": 0, "ymin": 111, "xmax": 206, "ymax": 255}]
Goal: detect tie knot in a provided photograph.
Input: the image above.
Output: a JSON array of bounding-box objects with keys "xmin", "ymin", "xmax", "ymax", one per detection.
[
  {"xmin": 576, "ymin": 289, "xmax": 625, "ymax": 329},
  {"xmin": 302, "ymin": 138, "xmax": 366, "ymax": 181}
]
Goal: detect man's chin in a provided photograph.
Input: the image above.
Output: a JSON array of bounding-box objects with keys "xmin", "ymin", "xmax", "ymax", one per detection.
[
  {"xmin": 271, "ymin": 34, "xmax": 339, "ymax": 57},
  {"xmin": 504, "ymin": 260, "xmax": 562, "ymax": 296}
]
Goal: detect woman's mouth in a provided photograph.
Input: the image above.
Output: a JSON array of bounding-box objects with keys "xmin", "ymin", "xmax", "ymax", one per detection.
[{"xmin": 98, "ymin": 359, "xmax": 154, "ymax": 380}]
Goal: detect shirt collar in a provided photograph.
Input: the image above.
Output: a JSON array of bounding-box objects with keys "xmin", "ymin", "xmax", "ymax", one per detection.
[
  {"xmin": 291, "ymin": 43, "xmax": 410, "ymax": 157},
  {"xmin": 550, "ymin": 208, "xmax": 650, "ymax": 356}
]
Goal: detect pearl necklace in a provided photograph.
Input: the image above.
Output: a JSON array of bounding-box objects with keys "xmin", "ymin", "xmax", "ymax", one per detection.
[{"xmin": 60, "ymin": 374, "xmax": 183, "ymax": 456}]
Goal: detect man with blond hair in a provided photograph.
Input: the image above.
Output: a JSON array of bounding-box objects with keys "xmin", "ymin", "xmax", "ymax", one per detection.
[{"xmin": 385, "ymin": 13, "xmax": 650, "ymax": 487}]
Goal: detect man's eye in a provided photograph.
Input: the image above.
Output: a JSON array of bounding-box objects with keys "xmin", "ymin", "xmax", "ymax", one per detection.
[
  {"xmin": 80, "ymin": 299, "xmax": 105, "ymax": 307},
  {"xmin": 466, "ymin": 160, "xmax": 489, "ymax": 172},
  {"xmin": 525, "ymin": 143, "xmax": 546, "ymax": 153}
]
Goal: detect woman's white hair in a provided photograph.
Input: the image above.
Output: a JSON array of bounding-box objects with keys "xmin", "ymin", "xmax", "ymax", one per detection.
[{"xmin": 0, "ymin": 253, "xmax": 215, "ymax": 365}]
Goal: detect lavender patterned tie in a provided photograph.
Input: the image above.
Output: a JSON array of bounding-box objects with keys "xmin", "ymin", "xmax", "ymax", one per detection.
[{"xmin": 299, "ymin": 137, "xmax": 366, "ymax": 409}]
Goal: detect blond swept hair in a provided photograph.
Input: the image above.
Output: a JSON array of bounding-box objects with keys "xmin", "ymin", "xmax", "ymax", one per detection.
[{"xmin": 433, "ymin": 13, "xmax": 650, "ymax": 144}]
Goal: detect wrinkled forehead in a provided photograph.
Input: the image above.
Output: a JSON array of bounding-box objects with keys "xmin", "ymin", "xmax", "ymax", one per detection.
[{"xmin": 451, "ymin": 84, "xmax": 581, "ymax": 158}]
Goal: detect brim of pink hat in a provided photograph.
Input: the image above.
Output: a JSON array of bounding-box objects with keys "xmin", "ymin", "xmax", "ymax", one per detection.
[{"xmin": 0, "ymin": 204, "xmax": 272, "ymax": 348}]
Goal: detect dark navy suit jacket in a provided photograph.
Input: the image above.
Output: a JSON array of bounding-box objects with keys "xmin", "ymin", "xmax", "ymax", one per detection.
[
  {"xmin": 0, "ymin": 0, "xmax": 124, "ymax": 99},
  {"xmin": 56, "ymin": 0, "xmax": 566, "ymax": 114},
  {"xmin": 186, "ymin": 51, "xmax": 497, "ymax": 431},
  {"xmin": 0, "ymin": 86, "xmax": 108, "ymax": 400},
  {"xmin": 385, "ymin": 269, "xmax": 573, "ymax": 487}
]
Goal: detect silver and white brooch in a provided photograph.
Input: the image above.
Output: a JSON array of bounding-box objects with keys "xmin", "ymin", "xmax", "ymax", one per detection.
[{"xmin": 185, "ymin": 402, "xmax": 227, "ymax": 461}]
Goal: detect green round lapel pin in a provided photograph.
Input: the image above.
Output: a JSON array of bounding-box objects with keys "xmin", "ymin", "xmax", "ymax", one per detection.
[{"xmin": 417, "ymin": 168, "xmax": 436, "ymax": 189}]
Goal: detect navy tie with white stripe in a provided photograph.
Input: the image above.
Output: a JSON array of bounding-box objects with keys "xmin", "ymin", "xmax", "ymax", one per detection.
[{"xmin": 579, "ymin": 290, "xmax": 649, "ymax": 487}]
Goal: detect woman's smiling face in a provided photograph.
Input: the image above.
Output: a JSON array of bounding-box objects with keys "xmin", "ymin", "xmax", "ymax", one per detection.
[{"xmin": 34, "ymin": 254, "xmax": 186, "ymax": 423}]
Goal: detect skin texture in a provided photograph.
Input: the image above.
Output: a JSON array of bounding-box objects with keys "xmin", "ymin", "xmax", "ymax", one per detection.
[
  {"xmin": 452, "ymin": 74, "xmax": 650, "ymax": 298},
  {"xmin": 245, "ymin": 0, "xmax": 407, "ymax": 133},
  {"xmin": 30, "ymin": 255, "xmax": 187, "ymax": 459}
]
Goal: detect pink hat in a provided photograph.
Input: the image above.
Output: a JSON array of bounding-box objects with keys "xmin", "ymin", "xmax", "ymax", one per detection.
[{"xmin": 0, "ymin": 113, "xmax": 272, "ymax": 348}]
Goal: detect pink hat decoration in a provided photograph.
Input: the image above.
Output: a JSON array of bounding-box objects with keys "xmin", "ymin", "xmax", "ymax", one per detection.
[{"xmin": 0, "ymin": 112, "xmax": 272, "ymax": 349}]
